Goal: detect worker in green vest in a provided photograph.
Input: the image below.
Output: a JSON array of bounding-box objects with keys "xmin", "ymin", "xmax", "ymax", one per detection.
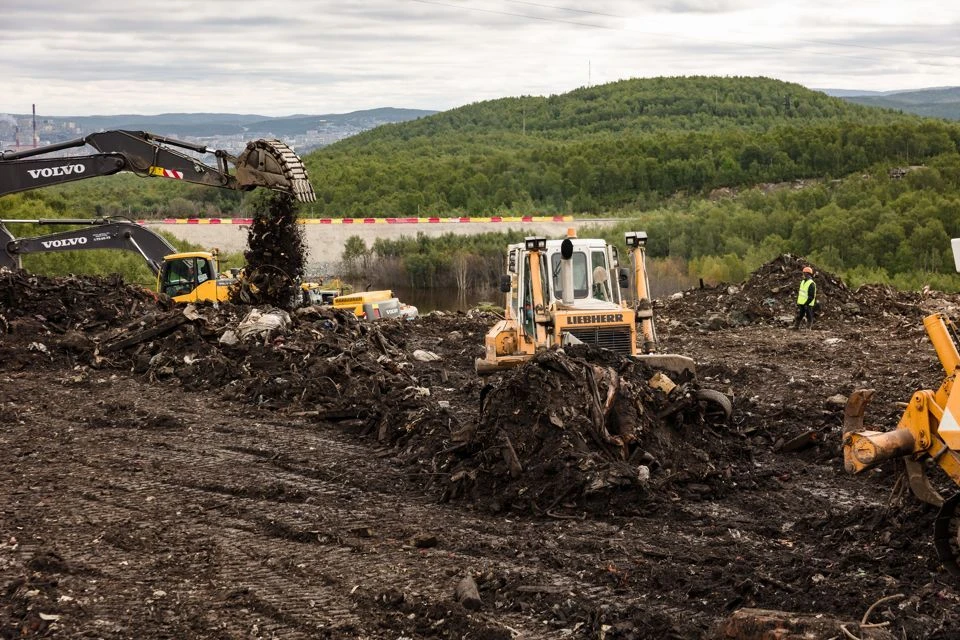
[{"xmin": 791, "ymin": 266, "xmax": 817, "ymax": 330}]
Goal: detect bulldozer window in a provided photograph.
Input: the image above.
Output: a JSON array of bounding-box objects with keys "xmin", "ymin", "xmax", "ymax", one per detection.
[
  {"xmin": 551, "ymin": 252, "xmax": 589, "ymax": 301},
  {"xmin": 592, "ymin": 251, "xmax": 612, "ymax": 301}
]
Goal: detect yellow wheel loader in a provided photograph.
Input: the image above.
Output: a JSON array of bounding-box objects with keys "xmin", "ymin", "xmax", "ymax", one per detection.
[
  {"xmin": 476, "ymin": 230, "xmax": 729, "ymax": 416},
  {"xmin": 332, "ymin": 289, "xmax": 419, "ymax": 321}
]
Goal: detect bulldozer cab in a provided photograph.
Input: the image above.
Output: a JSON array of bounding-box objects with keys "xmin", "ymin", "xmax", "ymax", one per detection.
[{"xmin": 547, "ymin": 240, "xmax": 621, "ymax": 305}]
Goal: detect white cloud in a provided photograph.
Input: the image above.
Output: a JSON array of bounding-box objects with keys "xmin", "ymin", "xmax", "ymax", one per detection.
[{"xmin": 1, "ymin": 0, "xmax": 957, "ymax": 116}]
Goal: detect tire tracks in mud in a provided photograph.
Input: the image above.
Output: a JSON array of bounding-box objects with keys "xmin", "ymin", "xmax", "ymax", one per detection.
[
  {"xmin": 2, "ymin": 371, "xmax": 738, "ymax": 637},
  {"xmin": 5, "ymin": 366, "xmax": 902, "ymax": 638}
]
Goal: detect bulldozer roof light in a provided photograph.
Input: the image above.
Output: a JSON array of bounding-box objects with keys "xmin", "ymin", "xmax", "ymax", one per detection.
[
  {"xmin": 625, "ymin": 231, "xmax": 648, "ymax": 247},
  {"xmin": 525, "ymin": 237, "xmax": 547, "ymax": 251}
]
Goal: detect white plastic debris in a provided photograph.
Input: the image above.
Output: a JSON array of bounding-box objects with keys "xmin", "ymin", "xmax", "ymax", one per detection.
[
  {"xmin": 236, "ymin": 308, "xmax": 291, "ymax": 340},
  {"xmin": 412, "ymin": 349, "xmax": 441, "ymax": 362},
  {"xmin": 27, "ymin": 342, "xmax": 49, "ymax": 354}
]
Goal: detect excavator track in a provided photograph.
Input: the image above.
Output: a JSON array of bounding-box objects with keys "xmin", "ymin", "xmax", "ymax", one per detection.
[
  {"xmin": 237, "ymin": 139, "xmax": 316, "ymax": 203},
  {"xmin": 934, "ymin": 491, "xmax": 960, "ymax": 577}
]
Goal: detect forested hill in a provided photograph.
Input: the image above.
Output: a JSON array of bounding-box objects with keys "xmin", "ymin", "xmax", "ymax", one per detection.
[
  {"xmin": 339, "ymin": 76, "xmax": 898, "ymax": 141},
  {"xmin": 301, "ymin": 76, "xmax": 960, "ymax": 217}
]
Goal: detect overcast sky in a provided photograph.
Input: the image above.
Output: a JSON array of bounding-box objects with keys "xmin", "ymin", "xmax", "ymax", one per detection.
[{"xmin": 1, "ymin": 0, "xmax": 957, "ymax": 117}]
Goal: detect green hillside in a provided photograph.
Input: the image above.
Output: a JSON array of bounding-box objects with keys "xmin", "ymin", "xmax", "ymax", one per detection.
[
  {"xmin": 300, "ymin": 76, "xmax": 960, "ymax": 217},
  {"xmin": 6, "ymin": 75, "xmax": 960, "ymax": 293}
]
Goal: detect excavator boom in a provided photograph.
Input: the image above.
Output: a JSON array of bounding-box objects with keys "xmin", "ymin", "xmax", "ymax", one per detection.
[
  {"xmin": 0, "ymin": 218, "xmax": 177, "ymax": 276},
  {"xmin": 0, "ymin": 130, "xmax": 315, "ymax": 202}
]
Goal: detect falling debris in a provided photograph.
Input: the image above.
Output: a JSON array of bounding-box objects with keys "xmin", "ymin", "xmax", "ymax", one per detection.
[{"xmin": 231, "ymin": 192, "xmax": 307, "ymax": 309}]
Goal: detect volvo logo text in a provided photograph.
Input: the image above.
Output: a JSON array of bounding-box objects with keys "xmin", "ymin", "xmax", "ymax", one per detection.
[
  {"xmin": 40, "ymin": 237, "xmax": 88, "ymax": 248},
  {"xmin": 27, "ymin": 164, "xmax": 86, "ymax": 179}
]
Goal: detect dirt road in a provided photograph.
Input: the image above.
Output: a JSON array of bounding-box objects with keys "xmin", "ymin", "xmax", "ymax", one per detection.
[{"xmin": 2, "ymin": 257, "xmax": 960, "ymax": 639}]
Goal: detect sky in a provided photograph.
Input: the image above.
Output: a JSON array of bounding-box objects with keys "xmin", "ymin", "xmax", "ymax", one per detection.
[{"xmin": 1, "ymin": 0, "xmax": 958, "ymax": 118}]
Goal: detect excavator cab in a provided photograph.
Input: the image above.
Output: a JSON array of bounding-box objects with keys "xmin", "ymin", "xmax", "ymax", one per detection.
[{"xmin": 158, "ymin": 252, "xmax": 231, "ymax": 304}]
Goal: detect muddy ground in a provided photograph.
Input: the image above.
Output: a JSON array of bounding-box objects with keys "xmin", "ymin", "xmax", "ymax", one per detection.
[{"xmin": 3, "ymin": 256, "xmax": 960, "ymax": 639}]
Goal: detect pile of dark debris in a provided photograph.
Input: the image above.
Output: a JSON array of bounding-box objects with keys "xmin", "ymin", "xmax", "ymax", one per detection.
[
  {"xmin": 1, "ymin": 253, "xmax": 959, "ymax": 517},
  {"xmin": 0, "ymin": 270, "xmax": 738, "ymax": 515},
  {"xmin": 660, "ymin": 254, "xmax": 960, "ymax": 330}
]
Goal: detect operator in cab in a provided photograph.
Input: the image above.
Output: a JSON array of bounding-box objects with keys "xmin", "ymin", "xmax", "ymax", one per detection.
[{"xmin": 791, "ymin": 266, "xmax": 817, "ymax": 330}]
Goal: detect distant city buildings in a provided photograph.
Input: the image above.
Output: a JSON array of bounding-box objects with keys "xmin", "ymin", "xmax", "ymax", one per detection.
[{"xmin": 0, "ymin": 110, "xmax": 429, "ymax": 157}]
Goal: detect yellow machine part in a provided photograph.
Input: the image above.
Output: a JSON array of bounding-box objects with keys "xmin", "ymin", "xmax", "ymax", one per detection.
[
  {"xmin": 169, "ymin": 278, "xmax": 231, "ymax": 304},
  {"xmin": 333, "ymin": 290, "xmax": 395, "ymax": 316},
  {"xmin": 158, "ymin": 251, "xmax": 231, "ymax": 304},
  {"xmin": 475, "ymin": 319, "xmax": 537, "ymax": 374}
]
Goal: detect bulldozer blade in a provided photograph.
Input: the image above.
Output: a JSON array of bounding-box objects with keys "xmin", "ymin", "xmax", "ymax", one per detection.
[
  {"xmin": 905, "ymin": 459, "xmax": 944, "ymax": 507},
  {"xmin": 235, "ymin": 139, "xmax": 316, "ymax": 203},
  {"xmin": 475, "ymin": 354, "xmax": 529, "ymax": 375},
  {"xmin": 842, "ymin": 388, "xmax": 875, "ymax": 435}
]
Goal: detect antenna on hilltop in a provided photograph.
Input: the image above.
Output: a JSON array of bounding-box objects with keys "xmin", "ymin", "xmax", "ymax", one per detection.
[{"xmin": 588, "ymin": 60, "xmax": 591, "ymax": 87}]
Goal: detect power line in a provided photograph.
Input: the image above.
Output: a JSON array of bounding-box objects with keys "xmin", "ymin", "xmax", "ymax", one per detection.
[
  {"xmin": 402, "ymin": 0, "xmax": 960, "ymax": 68},
  {"xmin": 500, "ymin": 0, "xmax": 959, "ymax": 59},
  {"xmin": 500, "ymin": 0, "xmax": 625, "ymax": 19},
  {"xmin": 404, "ymin": 0, "xmax": 615, "ymax": 30}
]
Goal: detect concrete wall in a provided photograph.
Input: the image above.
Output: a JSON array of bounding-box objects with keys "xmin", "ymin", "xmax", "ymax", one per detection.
[{"xmin": 145, "ymin": 219, "xmax": 619, "ymax": 270}]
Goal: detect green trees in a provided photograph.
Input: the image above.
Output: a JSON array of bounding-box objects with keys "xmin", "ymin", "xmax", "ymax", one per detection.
[
  {"xmin": 361, "ymin": 153, "xmax": 960, "ymax": 293},
  {"xmin": 298, "ymin": 76, "xmax": 960, "ymax": 218}
]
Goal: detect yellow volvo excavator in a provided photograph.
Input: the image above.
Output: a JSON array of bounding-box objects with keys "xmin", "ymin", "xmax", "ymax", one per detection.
[
  {"xmin": 842, "ymin": 241, "xmax": 960, "ymax": 575},
  {"xmin": 0, "ymin": 130, "xmax": 315, "ymax": 303}
]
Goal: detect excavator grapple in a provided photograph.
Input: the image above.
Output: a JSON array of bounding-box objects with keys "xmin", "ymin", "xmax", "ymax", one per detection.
[{"xmin": 235, "ymin": 138, "xmax": 315, "ymax": 203}]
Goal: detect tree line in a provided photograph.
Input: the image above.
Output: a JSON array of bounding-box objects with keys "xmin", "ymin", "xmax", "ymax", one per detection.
[{"xmin": 342, "ymin": 153, "xmax": 960, "ymax": 294}]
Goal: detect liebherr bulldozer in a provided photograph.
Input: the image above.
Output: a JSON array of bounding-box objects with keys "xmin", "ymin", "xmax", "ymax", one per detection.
[
  {"xmin": 476, "ymin": 229, "xmax": 730, "ymax": 417},
  {"xmin": 843, "ymin": 240, "xmax": 960, "ymax": 575},
  {"xmin": 0, "ymin": 130, "xmax": 316, "ymax": 303}
]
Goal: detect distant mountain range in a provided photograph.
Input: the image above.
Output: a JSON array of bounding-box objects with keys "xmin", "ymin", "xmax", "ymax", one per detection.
[
  {"xmin": 2, "ymin": 84, "xmax": 958, "ymax": 152},
  {"xmin": 820, "ymin": 86, "xmax": 960, "ymax": 120},
  {"xmin": 28, "ymin": 107, "xmax": 436, "ymax": 136}
]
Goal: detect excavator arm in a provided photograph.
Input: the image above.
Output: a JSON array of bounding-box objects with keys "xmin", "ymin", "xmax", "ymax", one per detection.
[
  {"xmin": 0, "ymin": 130, "xmax": 315, "ymax": 202},
  {"xmin": 0, "ymin": 218, "xmax": 177, "ymax": 276}
]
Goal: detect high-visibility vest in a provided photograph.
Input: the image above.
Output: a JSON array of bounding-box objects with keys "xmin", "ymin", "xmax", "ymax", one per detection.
[{"xmin": 797, "ymin": 278, "xmax": 816, "ymax": 305}]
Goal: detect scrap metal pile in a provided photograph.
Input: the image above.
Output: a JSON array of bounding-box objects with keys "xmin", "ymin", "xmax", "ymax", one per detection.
[{"xmin": 0, "ymin": 267, "xmax": 739, "ymax": 514}]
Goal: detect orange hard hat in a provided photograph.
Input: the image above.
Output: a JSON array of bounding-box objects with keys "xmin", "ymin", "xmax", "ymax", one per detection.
[{"xmin": 802, "ymin": 266, "xmax": 813, "ymax": 274}]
